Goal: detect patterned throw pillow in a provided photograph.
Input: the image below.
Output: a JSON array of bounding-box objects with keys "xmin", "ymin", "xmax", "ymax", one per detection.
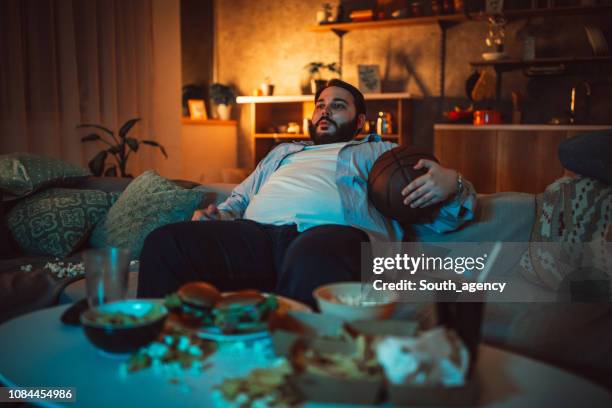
[
  {"xmin": 0, "ymin": 153, "xmax": 90, "ymax": 200},
  {"xmin": 89, "ymin": 170, "xmax": 203, "ymax": 259},
  {"xmin": 6, "ymin": 189, "xmax": 120, "ymax": 257},
  {"xmin": 520, "ymin": 177, "xmax": 611, "ymax": 291}
]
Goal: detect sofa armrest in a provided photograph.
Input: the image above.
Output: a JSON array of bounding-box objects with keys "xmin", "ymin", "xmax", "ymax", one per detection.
[{"xmin": 406, "ymin": 192, "xmax": 536, "ymax": 243}]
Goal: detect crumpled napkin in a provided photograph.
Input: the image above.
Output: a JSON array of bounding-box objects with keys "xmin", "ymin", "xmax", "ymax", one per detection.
[{"xmin": 374, "ymin": 327, "xmax": 469, "ymax": 386}]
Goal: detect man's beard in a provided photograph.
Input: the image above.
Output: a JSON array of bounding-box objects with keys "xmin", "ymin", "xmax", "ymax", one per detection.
[{"xmin": 309, "ymin": 116, "xmax": 360, "ymax": 145}]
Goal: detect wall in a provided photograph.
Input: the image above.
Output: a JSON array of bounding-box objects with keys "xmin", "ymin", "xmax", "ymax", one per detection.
[
  {"xmin": 152, "ymin": 0, "xmax": 183, "ymax": 179},
  {"xmin": 214, "ymin": 0, "xmax": 612, "ymax": 168},
  {"xmin": 181, "ymin": 0, "xmax": 214, "ymax": 112}
]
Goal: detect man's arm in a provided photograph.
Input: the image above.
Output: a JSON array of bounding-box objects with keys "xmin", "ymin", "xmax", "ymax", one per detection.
[{"xmin": 401, "ymin": 159, "xmax": 477, "ymax": 233}]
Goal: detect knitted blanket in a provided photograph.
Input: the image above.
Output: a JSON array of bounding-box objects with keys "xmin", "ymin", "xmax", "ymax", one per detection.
[{"xmin": 520, "ymin": 177, "xmax": 611, "ymax": 291}]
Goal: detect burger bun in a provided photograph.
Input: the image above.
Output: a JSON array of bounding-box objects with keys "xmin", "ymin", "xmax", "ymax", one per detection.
[
  {"xmin": 215, "ymin": 290, "xmax": 265, "ymax": 309},
  {"xmin": 177, "ymin": 281, "xmax": 221, "ymax": 309}
]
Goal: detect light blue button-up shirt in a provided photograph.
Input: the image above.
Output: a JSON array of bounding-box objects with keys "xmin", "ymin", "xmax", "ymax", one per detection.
[{"xmin": 217, "ymin": 134, "xmax": 477, "ymax": 243}]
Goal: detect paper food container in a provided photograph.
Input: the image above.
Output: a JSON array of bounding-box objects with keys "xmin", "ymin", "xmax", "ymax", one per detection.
[
  {"xmin": 388, "ymin": 372, "xmax": 480, "ymax": 407},
  {"xmin": 289, "ymin": 335, "xmax": 384, "ymax": 405},
  {"xmin": 271, "ymin": 311, "xmax": 480, "ymax": 406}
]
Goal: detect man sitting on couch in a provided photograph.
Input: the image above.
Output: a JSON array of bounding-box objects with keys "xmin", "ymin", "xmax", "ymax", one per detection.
[{"xmin": 137, "ymin": 80, "xmax": 477, "ymax": 306}]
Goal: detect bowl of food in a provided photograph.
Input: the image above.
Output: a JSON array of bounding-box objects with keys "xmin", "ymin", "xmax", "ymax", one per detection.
[
  {"xmin": 313, "ymin": 282, "xmax": 397, "ymax": 321},
  {"xmin": 81, "ymin": 300, "xmax": 168, "ymax": 353}
]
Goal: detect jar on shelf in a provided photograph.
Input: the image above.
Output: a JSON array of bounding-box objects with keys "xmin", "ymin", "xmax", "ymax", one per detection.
[
  {"xmin": 442, "ymin": 0, "xmax": 455, "ymax": 14},
  {"xmin": 410, "ymin": 1, "xmax": 422, "ymax": 17},
  {"xmin": 316, "ymin": 3, "xmax": 332, "ymax": 24},
  {"xmin": 431, "ymin": 0, "xmax": 442, "ymax": 15},
  {"xmin": 287, "ymin": 122, "xmax": 301, "ymax": 134}
]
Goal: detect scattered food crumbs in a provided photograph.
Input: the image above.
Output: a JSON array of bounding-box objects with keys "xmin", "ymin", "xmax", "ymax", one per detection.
[
  {"xmin": 43, "ymin": 260, "xmax": 85, "ymax": 278},
  {"xmin": 215, "ymin": 360, "xmax": 301, "ymax": 408},
  {"xmin": 119, "ymin": 326, "xmax": 216, "ymax": 385}
]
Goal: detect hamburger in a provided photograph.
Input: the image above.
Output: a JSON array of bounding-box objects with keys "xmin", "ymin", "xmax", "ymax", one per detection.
[
  {"xmin": 164, "ymin": 282, "xmax": 278, "ymax": 333},
  {"xmin": 165, "ymin": 281, "xmax": 221, "ymax": 327}
]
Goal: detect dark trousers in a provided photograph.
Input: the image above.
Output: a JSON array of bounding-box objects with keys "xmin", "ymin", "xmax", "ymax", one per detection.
[{"xmin": 137, "ymin": 220, "xmax": 369, "ymax": 307}]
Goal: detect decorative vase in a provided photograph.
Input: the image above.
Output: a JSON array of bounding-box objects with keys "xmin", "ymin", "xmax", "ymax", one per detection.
[{"xmin": 217, "ymin": 104, "xmax": 231, "ymax": 120}]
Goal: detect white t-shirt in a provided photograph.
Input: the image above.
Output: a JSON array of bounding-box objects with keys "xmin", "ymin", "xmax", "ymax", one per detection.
[{"xmin": 244, "ymin": 142, "xmax": 347, "ymax": 231}]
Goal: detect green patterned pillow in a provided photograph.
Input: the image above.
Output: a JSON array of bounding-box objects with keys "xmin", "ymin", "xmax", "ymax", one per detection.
[
  {"xmin": 6, "ymin": 189, "xmax": 120, "ymax": 257},
  {"xmin": 0, "ymin": 153, "xmax": 90, "ymax": 199},
  {"xmin": 89, "ymin": 170, "xmax": 203, "ymax": 259}
]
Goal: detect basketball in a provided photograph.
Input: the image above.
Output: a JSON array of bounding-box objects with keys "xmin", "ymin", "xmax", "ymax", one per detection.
[{"xmin": 368, "ymin": 145, "xmax": 440, "ymax": 223}]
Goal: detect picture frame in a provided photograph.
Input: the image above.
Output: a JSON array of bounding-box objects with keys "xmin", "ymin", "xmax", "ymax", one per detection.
[
  {"xmin": 188, "ymin": 99, "xmax": 207, "ymax": 120},
  {"xmin": 358, "ymin": 65, "xmax": 381, "ymax": 94}
]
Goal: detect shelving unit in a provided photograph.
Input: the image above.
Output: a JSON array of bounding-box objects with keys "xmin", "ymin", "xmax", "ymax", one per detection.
[
  {"xmin": 470, "ymin": 55, "xmax": 612, "ymax": 100},
  {"xmin": 308, "ymin": 5, "xmax": 612, "ymax": 107},
  {"xmin": 308, "ymin": 5, "xmax": 612, "ymax": 32},
  {"xmin": 469, "ymin": 56, "xmax": 612, "ymax": 72},
  {"xmin": 237, "ymin": 93, "xmax": 413, "ymax": 165}
]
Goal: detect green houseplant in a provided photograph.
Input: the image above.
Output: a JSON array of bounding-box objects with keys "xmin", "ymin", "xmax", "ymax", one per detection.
[
  {"xmin": 78, "ymin": 118, "xmax": 167, "ymax": 177},
  {"xmin": 209, "ymin": 83, "xmax": 236, "ymax": 120},
  {"xmin": 305, "ymin": 62, "xmax": 340, "ymax": 94}
]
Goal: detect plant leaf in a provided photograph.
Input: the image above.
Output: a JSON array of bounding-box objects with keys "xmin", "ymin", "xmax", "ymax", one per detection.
[
  {"xmin": 141, "ymin": 140, "xmax": 168, "ymax": 158},
  {"xmin": 76, "ymin": 124, "xmax": 114, "ymax": 136},
  {"xmin": 119, "ymin": 118, "xmax": 140, "ymax": 139},
  {"xmin": 89, "ymin": 151, "xmax": 108, "ymax": 176},
  {"xmin": 81, "ymin": 133, "xmax": 102, "ymax": 142},
  {"xmin": 126, "ymin": 137, "xmax": 139, "ymax": 152},
  {"xmin": 107, "ymin": 145, "xmax": 121, "ymax": 155},
  {"xmin": 104, "ymin": 165, "xmax": 117, "ymax": 177}
]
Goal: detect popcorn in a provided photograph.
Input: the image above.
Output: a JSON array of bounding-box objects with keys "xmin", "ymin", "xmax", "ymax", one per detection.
[
  {"xmin": 121, "ymin": 327, "xmax": 216, "ymax": 386},
  {"xmin": 20, "ymin": 264, "xmax": 33, "ymax": 272},
  {"xmin": 43, "ymin": 260, "xmax": 85, "ymax": 278}
]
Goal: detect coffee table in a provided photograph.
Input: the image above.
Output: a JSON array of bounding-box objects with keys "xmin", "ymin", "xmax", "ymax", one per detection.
[{"xmin": 1, "ymin": 305, "xmax": 611, "ymax": 407}]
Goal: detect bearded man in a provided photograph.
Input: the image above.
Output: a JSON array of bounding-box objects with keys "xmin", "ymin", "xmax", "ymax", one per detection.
[{"xmin": 137, "ymin": 79, "xmax": 476, "ymax": 306}]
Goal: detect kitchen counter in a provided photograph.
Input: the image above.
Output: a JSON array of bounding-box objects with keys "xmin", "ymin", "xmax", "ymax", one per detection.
[
  {"xmin": 434, "ymin": 124, "xmax": 612, "ymax": 131},
  {"xmin": 432, "ymin": 124, "xmax": 609, "ymax": 194}
]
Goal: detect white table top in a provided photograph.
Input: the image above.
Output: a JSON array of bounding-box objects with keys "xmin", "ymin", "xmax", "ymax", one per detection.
[{"xmin": 1, "ymin": 305, "xmax": 611, "ymax": 408}]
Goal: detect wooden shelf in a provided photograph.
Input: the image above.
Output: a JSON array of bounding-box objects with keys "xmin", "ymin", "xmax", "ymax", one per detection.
[
  {"xmin": 483, "ymin": 5, "xmax": 612, "ymax": 20},
  {"xmin": 308, "ymin": 14, "xmax": 466, "ymax": 32},
  {"xmin": 237, "ymin": 92, "xmax": 414, "ymax": 104},
  {"xmin": 308, "ymin": 6, "xmax": 612, "ymax": 32},
  {"xmin": 181, "ymin": 118, "xmax": 237, "ymax": 126},
  {"xmin": 470, "ymin": 56, "xmax": 612, "ymax": 73}
]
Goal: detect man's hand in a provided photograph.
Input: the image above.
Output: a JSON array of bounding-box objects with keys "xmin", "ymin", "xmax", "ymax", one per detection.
[
  {"xmin": 401, "ymin": 159, "xmax": 458, "ymax": 208},
  {"xmin": 191, "ymin": 204, "xmax": 230, "ymax": 221}
]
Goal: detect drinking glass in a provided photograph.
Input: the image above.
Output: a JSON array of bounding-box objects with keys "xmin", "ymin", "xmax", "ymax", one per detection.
[{"xmin": 83, "ymin": 247, "xmax": 131, "ymax": 308}]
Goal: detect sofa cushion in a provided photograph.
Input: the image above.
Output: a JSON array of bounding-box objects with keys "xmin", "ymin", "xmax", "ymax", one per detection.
[
  {"xmin": 89, "ymin": 170, "xmax": 203, "ymax": 259},
  {"xmin": 0, "ymin": 153, "xmax": 90, "ymax": 200},
  {"xmin": 5, "ymin": 188, "xmax": 120, "ymax": 258},
  {"xmin": 193, "ymin": 183, "xmax": 235, "ymax": 208},
  {"xmin": 558, "ymin": 130, "xmax": 612, "ymax": 184},
  {"xmin": 0, "ymin": 192, "xmax": 20, "ymax": 259},
  {"xmin": 0, "ymin": 255, "xmax": 83, "ymax": 324}
]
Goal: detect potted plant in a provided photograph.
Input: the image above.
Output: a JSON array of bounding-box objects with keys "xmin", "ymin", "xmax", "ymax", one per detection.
[
  {"xmin": 209, "ymin": 83, "xmax": 236, "ymax": 120},
  {"xmin": 305, "ymin": 62, "xmax": 341, "ymax": 94},
  {"xmin": 78, "ymin": 118, "xmax": 167, "ymax": 177}
]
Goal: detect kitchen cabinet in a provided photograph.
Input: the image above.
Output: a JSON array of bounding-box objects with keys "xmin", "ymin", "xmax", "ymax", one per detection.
[{"xmin": 434, "ymin": 124, "xmax": 611, "ymax": 194}]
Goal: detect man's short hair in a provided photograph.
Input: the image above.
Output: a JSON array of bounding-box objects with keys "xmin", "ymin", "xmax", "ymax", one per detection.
[{"xmin": 315, "ymin": 79, "xmax": 366, "ymax": 117}]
